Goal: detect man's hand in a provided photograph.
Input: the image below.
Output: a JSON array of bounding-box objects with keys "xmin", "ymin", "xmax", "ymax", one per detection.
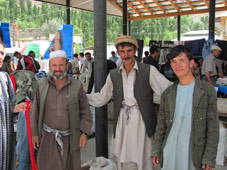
[
  {"xmin": 205, "ymin": 72, "xmax": 213, "ymax": 85},
  {"xmin": 79, "ymin": 133, "xmax": 87, "ymax": 150},
  {"xmin": 14, "ymin": 102, "xmax": 26, "ymax": 113},
  {"xmin": 219, "ymin": 72, "xmax": 224, "ymax": 78},
  {"xmin": 202, "ymin": 164, "xmax": 212, "ymax": 170},
  {"xmin": 32, "ymin": 136, "xmax": 39, "ymax": 150},
  {"xmin": 152, "ymin": 156, "xmax": 160, "ymax": 167},
  {"xmin": 14, "ymin": 102, "xmax": 33, "ymax": 113}
]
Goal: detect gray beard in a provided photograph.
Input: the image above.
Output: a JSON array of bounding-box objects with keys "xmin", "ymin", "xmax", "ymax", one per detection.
[{"xmin": 48, "ymin": 70, "xmax": 67, "ymax": 80}]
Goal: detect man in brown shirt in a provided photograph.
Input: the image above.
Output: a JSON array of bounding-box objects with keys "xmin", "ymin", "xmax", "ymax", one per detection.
[{"xmin": 31, "ymin": 50, "xmax": 92, "ymax": 170}]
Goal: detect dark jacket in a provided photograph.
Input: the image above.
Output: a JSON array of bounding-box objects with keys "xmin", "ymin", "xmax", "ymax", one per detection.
[
  {"xmin": 151, "ymin": 77, "xmax": 219, "ymax": 170},
  {"xmin": 143, "ymin": 55, "xmax": 159, "ymax": 70},
  {"xmin": 110, "ymin": 62, "xmax": 156, "ymax": 138}
]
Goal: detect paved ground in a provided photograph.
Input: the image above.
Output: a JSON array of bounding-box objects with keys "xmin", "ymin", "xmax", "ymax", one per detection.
[
  {"xmin": 81, "ymin": 120, "xmax": 226, "ymax": 170},
  {"xmin": 81, "ymin": 102, "xmax": 226, "ymax": 169}
]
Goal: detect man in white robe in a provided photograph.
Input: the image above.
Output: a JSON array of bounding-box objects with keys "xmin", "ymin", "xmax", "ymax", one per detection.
[{"xmin": 87, "ymin": 35, "xmax": 172, "ymax": 170}]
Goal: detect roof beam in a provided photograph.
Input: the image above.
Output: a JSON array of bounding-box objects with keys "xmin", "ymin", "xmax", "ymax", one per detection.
[
  {"xmin": 137, "ymin": 0, "xmax": 153, "ymax": 15},
  {"xmin": 107, "ymin": 0, "xmax": 122, "ymax": 12},
  {"xmin": 128, "ymin": 2, "xmax": 142, "ymax": 16},
  {"xmin": 223, "ymin": 0, "xmax": 227, "ymax": 7},
  {"xmin": 129, "ymin": 6, "xmax": 227, "ymax": 21},
  {"xmin": 186, "ymin": 0, "xmax": 195, "ymax": 11},
  {"xmin": 202, "ymin": 0, "xmax": 209, "ymax": 7},
  {"xmin": 169, "ymin": 0, "xmax": 180, "ymax": 12},
  {"xmin": 153, "ymin": 0, "xmax": 166, "ymax": 14}
]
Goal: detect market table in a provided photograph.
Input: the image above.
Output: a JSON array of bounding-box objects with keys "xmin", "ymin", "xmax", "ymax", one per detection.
[{"xmin": 217, "ymin": 85, "xmax": 227, "ymax": 94}]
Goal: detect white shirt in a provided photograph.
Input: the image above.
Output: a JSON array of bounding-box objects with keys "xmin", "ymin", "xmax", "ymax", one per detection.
[
  {"xmin": 70, "ymin": 58, "xmax": 79, "ymax": 74},
  {"xmin": 87, "ymin": 62, "xmax": 172, "ymax": 169},
  {"xmin": 81, "ymin": 58, "xmax": 94, "ymax": 74},
  {"xmin": 116, "ymin": 58, "xmax": 122, "ymax": 68},
  {"xmin": 201, "ymin": 54, "xmax": 217, "ymax": 76}
]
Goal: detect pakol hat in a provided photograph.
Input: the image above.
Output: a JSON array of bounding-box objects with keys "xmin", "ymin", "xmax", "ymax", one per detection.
[
  {"xmin": 49, "ymin": 50, "xmax": 67, "ymax": 60},
  {"xmin": 114, "ymin": 35, "xmax": 138, "ymax": 48},
  {"xmin": 211, "ymin": 45, "xmax": 222, "ymax": 51}
]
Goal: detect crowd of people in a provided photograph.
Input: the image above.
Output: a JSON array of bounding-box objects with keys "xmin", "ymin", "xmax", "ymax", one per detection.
[
  {"xmin": 0, "ymin": 29, "xmax": 223, "ymax": 170},
  {"xmin": 141, "ymin": 44, "xmax": 226, "ymax": 88}
]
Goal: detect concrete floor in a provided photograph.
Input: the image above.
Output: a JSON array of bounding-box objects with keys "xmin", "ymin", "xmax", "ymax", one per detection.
[
  {"xmin": 81, "ymin": 102, "xmax": 226, "ymax": 169},
  {"xmin": 81, "ymin": 121, "xmax": 226, "ymax": 170}
]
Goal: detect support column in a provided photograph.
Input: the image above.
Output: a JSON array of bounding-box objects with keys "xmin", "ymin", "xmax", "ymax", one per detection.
[
  {"xmin": 66, "ymin": 0, "xmax": 70, "ymax": 24},
  {"xmin": 209, "ymin": 0, "xmax": 216, "ymax": 40},
  {"xmin": 123, "ymin": 0, "xmax": 127, "ymax": 35},
  {"xmin": 128, "ymin": 20, "xmax": 131, "ymax": 36},
  {"xmin": 177, "ymin": 15, "xmax": 181, "ymax": 41},
  {"xmin": 94, "ymin": 0, "xmax": 108, "ymax": 158}
]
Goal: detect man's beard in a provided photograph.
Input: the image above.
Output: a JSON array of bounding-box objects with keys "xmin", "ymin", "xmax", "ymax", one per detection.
[{"xmin": 48, "ymin": 70, "xmax": 67, "ymax": 80}]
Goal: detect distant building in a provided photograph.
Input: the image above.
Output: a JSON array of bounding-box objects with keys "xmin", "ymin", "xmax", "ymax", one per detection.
[
  {"xmin": 216, "ymin": 11, "xmax": 227, "ymax": 40},
  {"xmin": 172, "ymin": 30, "xmax": 221, "ymax": 41}
]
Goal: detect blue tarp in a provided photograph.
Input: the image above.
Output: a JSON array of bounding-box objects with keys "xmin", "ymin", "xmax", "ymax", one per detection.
[{"xmin": 0, "ymin": 23, "xmax": 11, "ymax": 48}]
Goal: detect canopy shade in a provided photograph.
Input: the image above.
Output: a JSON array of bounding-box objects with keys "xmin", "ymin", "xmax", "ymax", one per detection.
[
  {"xmin": 35, "ymin": 0, "xmax": 227, "ymax": 20},
  {"xmin": 34, "ymin": 0, "xmax": 122, "ymax": 16}
]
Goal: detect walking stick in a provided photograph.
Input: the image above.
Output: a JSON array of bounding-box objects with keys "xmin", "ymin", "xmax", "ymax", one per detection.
[{"xmin": 25, "ymin": 99, "xmax": 38, "ymax": 170}]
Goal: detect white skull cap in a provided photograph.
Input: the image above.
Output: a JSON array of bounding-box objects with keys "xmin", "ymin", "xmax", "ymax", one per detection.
[{"xmin": 49, "ymin": 50, "xmax": 67, "ymax": 60}]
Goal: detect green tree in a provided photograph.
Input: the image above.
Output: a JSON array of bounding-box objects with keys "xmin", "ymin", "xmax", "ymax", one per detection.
[
  {"xmin": 163, "ymin": 30, "xmax": 174, "ymax": 40},
  {"xmin": 192, "ymin": 21, "xmax": 205, "ymax": 30},
  {"xmin": 201, "ymin": 16, "xmax": 209, "ymax": 30},
  {"xmin": 181, "ymin": 16, "xmax": 194, "ymax": 33},
  {"xmin": 144, "ymin": 36, "xmax": 150, "ymax": 46},
  {"xmin": 41, "ymin": 3, "xmax": 49, "ymax": 23},
  {"xmin": 41, "ymin": 18, "xmax": 62, "ymax": 37},
  {"xmin": 19, "ymin": 0, "xmax": 25, "ymax": 20},
  {"xmin": 33, "ymin": 5, "xmax": 38, "ymax": 18},
  {"xmin": 26, "ymin": 0, "xmax": 32, "ymax": 21},
  {"xmin": 9, "ymin": 0, "xmax": 15, "ymax": 22},
  {"xmin": 0, "ymin": 0, "xmax": 7, "ymax": 20}
]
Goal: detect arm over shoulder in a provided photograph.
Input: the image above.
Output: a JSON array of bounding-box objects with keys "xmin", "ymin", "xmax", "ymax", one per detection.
[
  {"xmin": 87, "ymin": 74, "xmax": 113, "ymax": 107},
  {"xmin": 149, "ymin": 66, "xmax": 173, "ymax": 96}
]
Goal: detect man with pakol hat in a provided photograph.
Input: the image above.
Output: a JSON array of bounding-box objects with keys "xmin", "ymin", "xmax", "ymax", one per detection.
[
  {"xmin": 31, "ymin": 50, "xmax": 92, "ymax": 170},
  {"xmin": 87, "ymin": 35, "xmax": 172, "ymax": 170},
  {"xmin": 201, "ymin": 45, "xmax": 222, "ymax": 85}
]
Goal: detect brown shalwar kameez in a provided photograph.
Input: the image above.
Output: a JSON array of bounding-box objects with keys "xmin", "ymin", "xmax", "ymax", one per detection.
[{"xmin": 31, "ymin": 77, "xmax": 92, "ymax": 170}]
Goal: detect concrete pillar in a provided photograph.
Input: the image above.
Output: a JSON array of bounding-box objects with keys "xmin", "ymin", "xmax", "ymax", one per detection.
[
  {"xmin": 94, "ymin": 0, "xmax": 108, "ymax": 158},
  {"xmin": 177, "ymin": 15, "xmax": 181, "ymax": 41},
  {"xmin": 123, "ymin": 0, "xmax": 127, "ymax": 35},
  {"xmin": 128, "ymin": 20, "xmax": 131, "ymax": 36},
  {"xmin": 66, "ymin": 0, "xmax": 70, "ymax": 24},
  {"xmin": 209, "ymin": 0, "xmax": 216, "ymax": 40}
]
